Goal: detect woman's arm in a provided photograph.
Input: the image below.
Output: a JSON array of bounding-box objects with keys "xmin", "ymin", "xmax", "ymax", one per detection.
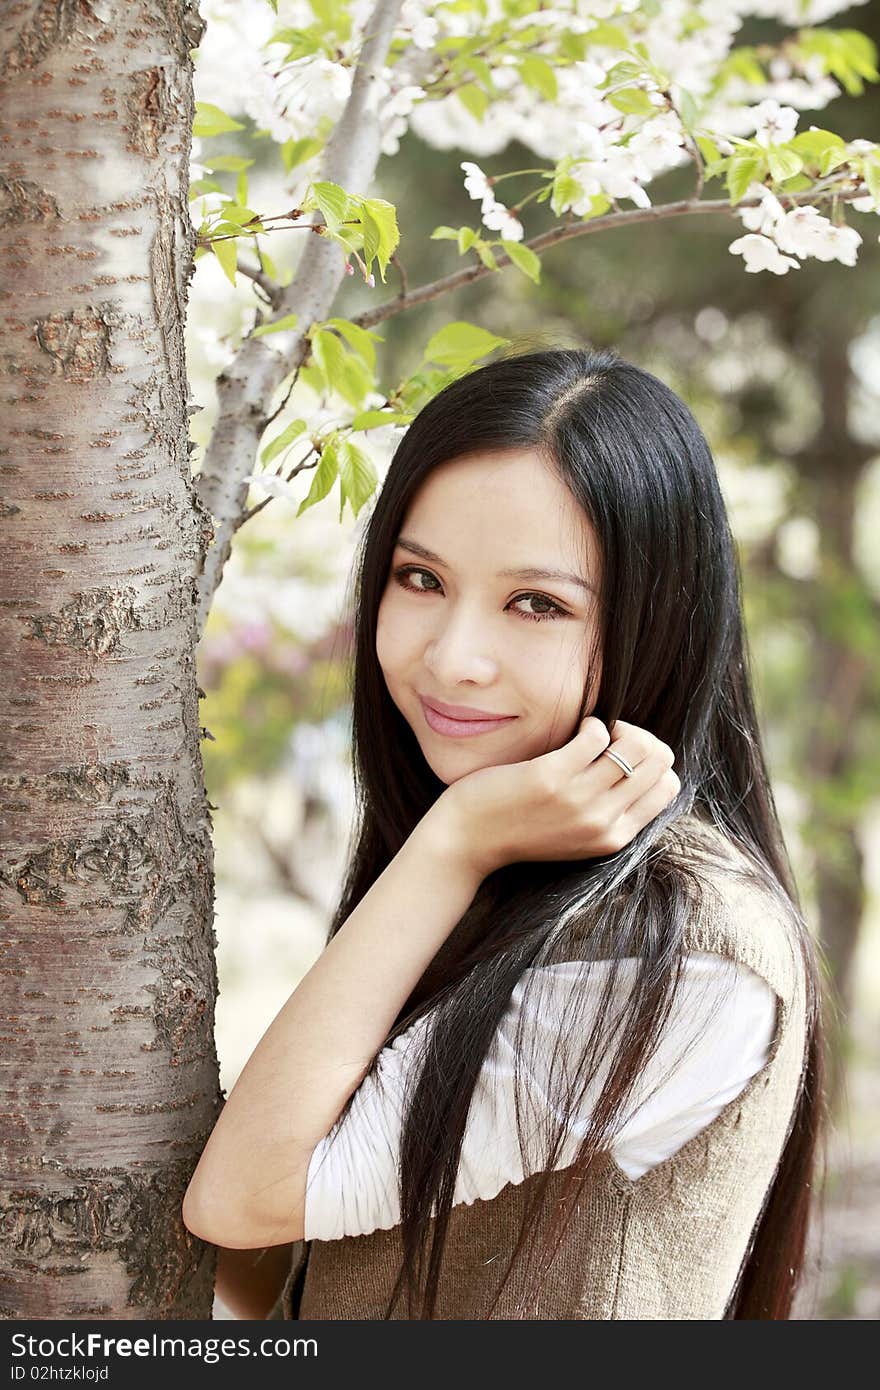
[
  {"xmin": 182, "ymin": 716, "xmax": 677, "ymax": 1249},
  {"xmin": 182, "ymin": 805, "xmax": 481, "ymax": 1249},
  {"xmin": 213, "ymin": 1242, "xmax": 295, "ymax": 1320}
]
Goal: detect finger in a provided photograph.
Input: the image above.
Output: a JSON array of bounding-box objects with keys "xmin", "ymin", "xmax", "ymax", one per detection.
[
  {"xmin": 589, "ymin": 738, "xmax": 671, "ymax": 806},
  {"xmin": 553, "ymin": 714, "xmax": 611, "ymax": 767},
  {"xmin": 586, "ymin": 723, "xmax": 658, "ymax": 789},
  {"xmin": 618, "ymin": 766, "xmax": 681, "ymax": 824}
]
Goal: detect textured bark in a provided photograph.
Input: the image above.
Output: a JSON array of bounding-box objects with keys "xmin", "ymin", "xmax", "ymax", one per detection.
[{"xmin": 0, "ymin": 0, "xmax": 219, "ymax": 1318}]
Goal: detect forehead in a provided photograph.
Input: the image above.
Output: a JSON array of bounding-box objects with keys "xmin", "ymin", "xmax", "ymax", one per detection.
[{"xmin": 398, "ymin": 448, "xmax": 595, "ymax": 568}]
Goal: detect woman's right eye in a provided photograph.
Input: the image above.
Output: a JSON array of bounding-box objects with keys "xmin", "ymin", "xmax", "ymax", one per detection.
[{"xmin": 393, "ymin": 565, "xmax": 440, "ymax": 593}]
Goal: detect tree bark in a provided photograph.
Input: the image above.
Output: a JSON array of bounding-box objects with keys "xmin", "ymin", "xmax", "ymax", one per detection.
[{"xmin": 0, "ymin": 0, "xmax": 218, "ymax": 1318}]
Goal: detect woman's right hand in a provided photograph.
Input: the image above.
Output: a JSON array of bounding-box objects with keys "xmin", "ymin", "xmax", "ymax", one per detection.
[{"xmin": 428, "ymin": 715, "xmax": 682, "ymax": 879}]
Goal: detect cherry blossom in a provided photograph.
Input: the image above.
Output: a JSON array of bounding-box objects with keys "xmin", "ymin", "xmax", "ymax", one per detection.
[
  {"xmin": 774, "ymin": 208, "xmax": 862, "ymax": 265},
  {"xmin": 727, "ymin": 233, "xmax": 801, "ymax": 273},
  {"xmin": 752, "ymin": 98, "xmax": 800, "ymax": 147},
  {"xmin": 735, "ymin": 181, "xmax": 864, "ymax": 269},
  {"xmin": 480, "ymin": 201, "xmax": 525, "ymax": 241},
  {"xmin": 191, "ymin": 0, "xmax": 880, "ymax": 304},
  {"xmin": 461, "ymin": 160, "xmax": 492, "ymax": 206}
]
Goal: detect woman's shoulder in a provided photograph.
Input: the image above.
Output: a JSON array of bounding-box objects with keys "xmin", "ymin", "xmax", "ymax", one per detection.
[{"xmin": 657, "ymin": 811, "xmax": 805, "ymax": 1004}]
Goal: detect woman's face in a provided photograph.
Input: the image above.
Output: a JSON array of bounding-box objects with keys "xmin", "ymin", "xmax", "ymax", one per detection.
[{"xmin": 376, "ymin": 447, "xmax": 603, "ymax": 785}]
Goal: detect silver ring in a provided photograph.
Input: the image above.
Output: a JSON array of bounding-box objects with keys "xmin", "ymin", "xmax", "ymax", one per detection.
[{"xmin": 601, "ymin": 747, "xmax": 635, "ymax": 777}]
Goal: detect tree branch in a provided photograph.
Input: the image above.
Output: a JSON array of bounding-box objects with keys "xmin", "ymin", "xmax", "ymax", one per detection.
[
  {"xmin": 192, "ymin": 0, "xmax": 407, "ymax": 640},
  {"xmin": 237, "ymin": 259, "xmax": 283, "ymax": 306},
  {"xmin": 348, "ymin": 179, "xmax": 872, "ymax": 331}
]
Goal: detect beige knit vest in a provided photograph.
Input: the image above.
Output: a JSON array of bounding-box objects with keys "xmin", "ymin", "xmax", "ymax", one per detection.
[{"xmin": 267, "ymin": 818, "xmax": 808, "ymax": 1320}]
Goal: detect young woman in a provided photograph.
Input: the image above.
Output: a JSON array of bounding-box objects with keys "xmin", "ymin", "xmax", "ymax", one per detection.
[{"xmin": 184, "ymin": 345, "xmax": 828, "ymax": 1321}]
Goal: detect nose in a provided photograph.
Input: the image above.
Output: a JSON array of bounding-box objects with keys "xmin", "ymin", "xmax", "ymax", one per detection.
[{"xmin": 423, "ymin": 602, "xmax": 498, "ymax": 684}]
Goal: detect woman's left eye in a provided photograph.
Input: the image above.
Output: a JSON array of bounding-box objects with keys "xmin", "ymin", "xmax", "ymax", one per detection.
[
  {"xmin": 391, "ymin": 566, "xmax": 568, "ymax": 623},
  {"xmin": 514, "ymin": 593, "xmax": 566, "ymax": 622}
]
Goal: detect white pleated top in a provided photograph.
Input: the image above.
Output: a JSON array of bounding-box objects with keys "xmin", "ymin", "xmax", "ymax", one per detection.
[{"xmin": 303, "ymin": 950, "xmax": 777, "ymax": 1242}]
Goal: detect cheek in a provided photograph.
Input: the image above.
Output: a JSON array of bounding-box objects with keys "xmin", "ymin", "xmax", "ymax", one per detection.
[
  {"xmin": 376, "ymin": 592, "xmax": 413, "ymax": 681},
  {"xmin": 534, "ymin": 636, "xmax": 594, "ymax": 743}
]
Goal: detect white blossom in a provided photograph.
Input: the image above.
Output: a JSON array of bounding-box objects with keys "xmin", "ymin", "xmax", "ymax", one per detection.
[
  {"xmin": 480, "ymin": 200, "xmax": 524, "ymax": 241},
  {"xmin": 774, "ymin": 208, "xmax": 862, "ymax": 264},
  {"xmin": 737, "ymin": 181, "xmax": 863, "ymax": 266},
  {"xmin": 738, "ymin": 183, "xmax": 787, "ymax": 236},
  {"xmin": 400, "ymin": 0, "xmax": 439, "ymax": 50},
  {"xmin": 752, "ymin": 98, "xmax": 799, "ymax": 147},
  {"xmin": 627, "ymin": 113, "xmax": 689, "ymax": 173},
  {"xmin": 242, "ymin": 472, "xmax": 302, "ymax": 505},
  {"xmin": 458, "ymin": 159, "xmax": 494, "ymax": 201},
  {"xmin": 728, "ymin": 232, "xmax": 801, "ymax": 273},
  {"xmin": 385, "ymin": 84, "xmax": 426, "ymax": 118}
]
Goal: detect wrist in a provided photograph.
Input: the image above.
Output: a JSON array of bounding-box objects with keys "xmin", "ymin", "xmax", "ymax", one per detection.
[{"xmin": 416, "ymin": 791, "xmax": 498, "ymax": 884}]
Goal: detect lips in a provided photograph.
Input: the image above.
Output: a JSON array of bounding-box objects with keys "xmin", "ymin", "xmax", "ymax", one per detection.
[
  {"xmin": 419, "ymin": 695, "xmax": 514, "ymax": 720},
  {"xmin": 418, "ymin": 695, "xmax": 518, "ymax": 739}
]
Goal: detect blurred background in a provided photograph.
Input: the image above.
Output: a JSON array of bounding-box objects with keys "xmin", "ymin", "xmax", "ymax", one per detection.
[{"xmin": 188, "ymin": 4, "xmax": 880, "ymax": 1319}]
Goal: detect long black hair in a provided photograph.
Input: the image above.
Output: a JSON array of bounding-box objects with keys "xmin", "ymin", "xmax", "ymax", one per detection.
[{"xmin": 314, "ymin": 343, "xmax": 828, "ymax": 1319}]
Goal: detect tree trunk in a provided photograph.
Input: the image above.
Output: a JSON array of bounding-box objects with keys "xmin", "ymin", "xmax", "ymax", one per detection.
[
  {"xmin": 0, "ymin": 0, "xmax": 219, "ymax": 1318},
  {"xmin": 798, "ymin": 332, "xmax": 873, "ymax": 1120}
]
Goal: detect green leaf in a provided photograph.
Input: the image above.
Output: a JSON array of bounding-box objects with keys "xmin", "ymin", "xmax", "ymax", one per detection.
[
  {"xmin": 789, "ymin": 128, "xmax": 846, "ymax": 162},
  {"xmin": 500, "ymin": 239, "xmax": 541, "ymax": 283},
  {"xmin": 421, "ymin": 321, "xmax": 509, "ymax": 369},
  {"xmin": 311, "ymin": 326, "xmax": 348, "ymax": 386},
  {"xmin": 299, "ymin": 363, "xmax": 325, "ymax": 396},
  {"xmin": 727, "ymin": 154, "xmax": 765, "ymax": 204},
  {"xmin": 602, "ymin": 60, "xmax": 643, "ymax": 85},
  {"xmin": 310, "ymin": 328, "xmax": 373, "ymax": 408},
  {"xmin": 211, "ymin": 238, "xmax": 238, "ymax": 285},
  {"xmin": 252, "ymin": 313, "xmax": 300, "ymax": 339},
  {"xmin": 350, "ymin": 409, "xmax": 413, "ymax": 430},
  {"xmin": 358, "ymin": 198, "xmax": 400, "ymax": 283},
  {"xmin": 310, "ymin": 180, "xmax": 349, "ymax": 232},
  {"xmin": 201, "ymin": 155, "xmax": 255, "ymax": 173},
  {"xmin": 220, "ymin": 204, "xmax": 262, "ymax": 228},
  {"xmin": 676, "ymin": 87, "xmax": 699, "ymax": 133},
  {"xmin": 258, "ymin": 246, "xmax": 281, "ymax": 280},
  {"xmin": 260, "ymin": 419, "xmax": 308, "ymax": 464},
  {"xmin": 430, "ymin": 225, "xmax": 460, "ymax": 240},
  {"xmin": 717, "ymin": 48, "xmax": 766, "ymax": 86},
  {"xmin": 583, "ymin": 22, "xmax": 630, "ymax": 49},
  {"xmin": 296, "ymin": 441, "xmax": 340, "ymax": 518},
  {"xmin": 338, "ymin": 439, "xmax": 379, "ymax": 520},
  {"xmin": 775, "ymin": 173, "xmax": 814, "ymax": 193},
  {"xmin": 193, "ymin": 102, "xmax": 245, "ymax": 137},
  {"xmin": 280, "ymin": 135, "xmax": 325, "ymax": 172},
  {"xmin": 323, "ymin": 317, "xmax": 384, "ymax": 371},
  {"xmin": 767, "ymin": 148, "xmax": 804, "ymax": 182},
  {"xmin": 475, "ymin": 241, "xmax": 498, "ymax": 270},
  {"xmin": 268, "ymin": 27, "xmax": 322, "ymax": 61},
  {"xmin": 457, "ymin": 82, "xmax": 490, "ymax": 122},
  {"xmin": 551, "ymin": 173, "xmax": 583, "ymax": 216},
  {"xmin": 819, "ymin": 147, "xmax": 852, "ymax": 176},
  {"xmin": 458, "ymin": 226, "xmax": 478, "ymax": 254},
  {"xmin": 467, "ymin": 55, "xmax": 498, "ymax": 94},
  {"xmin": 864, "ymin": 155, "xmax": 880, "ymax": 209},
  {"xmin": 608, "ymin": 87, "xmax": 657, "ymax": 116},
  {"xmin": 188, "ymin": 177, "xmax": 223, "ymax": 201},
  {"xmin": 518, "ymin": 55, "xmax": 558, "ymax": 101}
]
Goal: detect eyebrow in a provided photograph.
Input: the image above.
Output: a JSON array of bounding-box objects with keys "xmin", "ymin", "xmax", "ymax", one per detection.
[{"xmin": 395, "ymin": 536, "xmax": 596, "ymax": 595}]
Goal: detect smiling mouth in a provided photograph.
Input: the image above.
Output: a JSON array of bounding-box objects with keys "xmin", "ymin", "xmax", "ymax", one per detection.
[{"xmin": 418, "ymin": 696, "xmax": 518, "ymax": 739}]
